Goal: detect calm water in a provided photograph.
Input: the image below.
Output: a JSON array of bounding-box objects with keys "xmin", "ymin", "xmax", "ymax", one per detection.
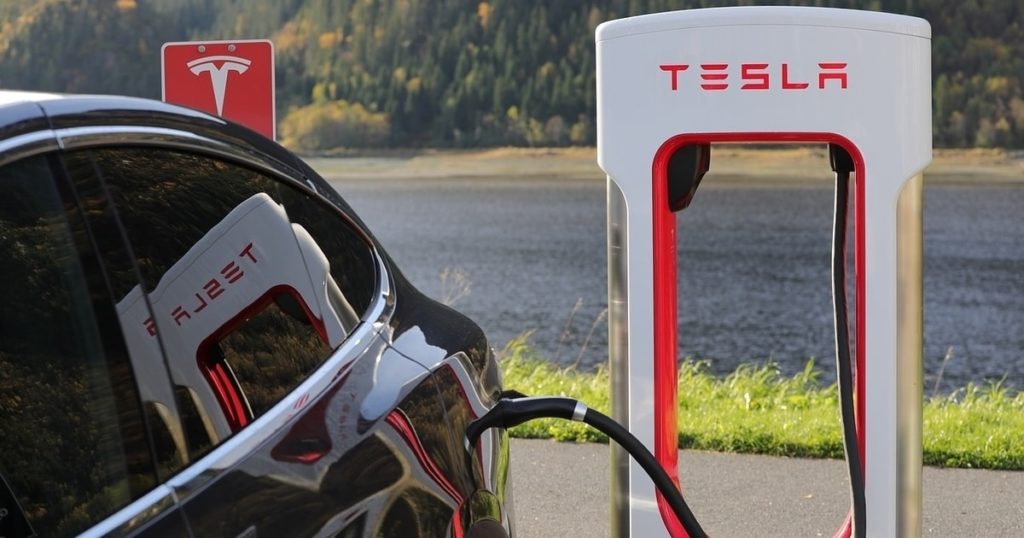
[{"xmin": 332, "ymin": 176, "xmax": 1024, "ymax": 391}]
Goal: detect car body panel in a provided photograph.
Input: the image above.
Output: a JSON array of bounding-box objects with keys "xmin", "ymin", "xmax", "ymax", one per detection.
[{"xmin": 0, "ymin": 91, "xmax": 510, "ymax": 538}]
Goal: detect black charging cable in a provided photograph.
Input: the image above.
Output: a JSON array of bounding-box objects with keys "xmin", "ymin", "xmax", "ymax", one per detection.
[
  {"xmin": 465, "ymin": 396, "xmax": 708, "ymax": 538},
  {"xmin": 464, "ymin": 148, "xmax": 860, "ymax": 538},
  {"xmin": 829, "ymin": 144, "xmax": 865, "ymax": 538}
]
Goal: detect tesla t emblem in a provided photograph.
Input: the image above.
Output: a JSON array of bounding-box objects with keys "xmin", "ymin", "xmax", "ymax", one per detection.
[
  {"xmin": 188, "ymin": 55, "xmax": 251, "ymax": 115},
  {"xmin": 162, "ymin": 39, "xmax": 276, "ymax": 139}
]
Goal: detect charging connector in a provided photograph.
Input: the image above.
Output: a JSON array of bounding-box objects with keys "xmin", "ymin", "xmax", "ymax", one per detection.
[
  {"xmin": 667, "ymin": 143, "xmax": 711, "ymax": 212},
  {"xmin": 465, "ymin": 396, "xmax": 708, "ymax": 538}
]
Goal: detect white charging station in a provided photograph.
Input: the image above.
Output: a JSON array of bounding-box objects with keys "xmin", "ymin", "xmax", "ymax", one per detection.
[{"xmin": 598, "ymin": 7, "xmax": 930, "ymax": 537}]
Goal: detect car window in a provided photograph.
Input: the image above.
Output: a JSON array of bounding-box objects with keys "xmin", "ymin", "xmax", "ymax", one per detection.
[
  {"xmin": 81, "ymin": 147, "xmax": 378, "ymax": 464},
  {"xmin": 0, "ymin": 155, "xmax": 156, "ymax": 537}
]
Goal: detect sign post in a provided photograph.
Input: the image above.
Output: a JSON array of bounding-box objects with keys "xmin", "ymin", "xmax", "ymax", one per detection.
[
  {"xmin": 598, "ymin": 7, "xmax": 930, "ymax": 537},
  {"xmin": 162, "ymin": 39, "xmax": 276, "ymax": 140}
]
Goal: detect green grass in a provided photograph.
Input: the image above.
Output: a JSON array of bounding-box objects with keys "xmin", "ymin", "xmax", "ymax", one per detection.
[{"xmin": 499, "ymin": 335, "xmax": 1024, "ymax": 470}]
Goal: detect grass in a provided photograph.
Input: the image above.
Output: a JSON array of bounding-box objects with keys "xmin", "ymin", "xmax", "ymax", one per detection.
[{"xmin": 499, "ymin": 334, "xmax": 1024, "ymax": 470}]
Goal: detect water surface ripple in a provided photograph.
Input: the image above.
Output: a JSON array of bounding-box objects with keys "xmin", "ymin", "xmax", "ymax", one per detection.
[{"xmin": 334, "ymin": 176, "xmax": 1023, "ymax": 391}]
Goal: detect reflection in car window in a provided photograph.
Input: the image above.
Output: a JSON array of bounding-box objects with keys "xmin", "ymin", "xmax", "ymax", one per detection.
[
  {"xmin": 88, "ymin": 148, "xmax": 377, "ymax": 463},
  {"xmin": 0, "ymin": 155, "xmax": 155, "ymax": 537}
]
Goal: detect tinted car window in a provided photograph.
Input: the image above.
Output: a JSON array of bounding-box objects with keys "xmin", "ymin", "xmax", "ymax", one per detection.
[
  {"xmin": 0, "ymin": 155, "xmax": 155, "ymax": 537},
  {"xmin": 61, "ymin": 151, "xmax": 199, "ymax": 479},
  {"xmin": 84, "ymin": 148, "xmax": 377, "ymax": 461}
]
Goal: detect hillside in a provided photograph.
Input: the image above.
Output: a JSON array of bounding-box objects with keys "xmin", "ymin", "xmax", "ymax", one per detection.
[{"xmin": 1, "ymin": 0, "xmax": 1021, "ymax": 150}]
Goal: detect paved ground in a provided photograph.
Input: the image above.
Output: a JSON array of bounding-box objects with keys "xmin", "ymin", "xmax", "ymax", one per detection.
[{"xmin": 509, "ymin": 438, "xmax": 1024, "ymax": 537}]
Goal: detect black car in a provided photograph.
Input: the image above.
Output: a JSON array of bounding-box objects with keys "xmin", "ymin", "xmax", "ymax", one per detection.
[{"xmin": 0, "ymin": 91, "xmax": 511, "ymax": 538}]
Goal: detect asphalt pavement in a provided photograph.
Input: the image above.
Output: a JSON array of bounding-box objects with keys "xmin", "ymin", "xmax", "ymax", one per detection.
[{"xmin": 509, "ymin": 438, "xmax": 1024, "ymax": 537}]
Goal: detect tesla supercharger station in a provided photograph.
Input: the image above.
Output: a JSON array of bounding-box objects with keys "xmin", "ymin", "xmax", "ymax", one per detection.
[{"xmin": 598, "ymin": 7, "xmax": 930, "ymax": 538}]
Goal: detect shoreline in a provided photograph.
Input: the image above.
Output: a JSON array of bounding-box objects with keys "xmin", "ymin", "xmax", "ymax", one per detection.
[
  {"xmin": 306, "ymin": 146, "xmax": 1024, "ymax": 184},
  {"xmin": 501, "ymin": 345, "xmax": 1024, "ymax": 471}
]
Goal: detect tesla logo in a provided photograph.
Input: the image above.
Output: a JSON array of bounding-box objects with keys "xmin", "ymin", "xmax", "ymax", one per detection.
[
  {"xmin": 188, "ymin": 55, "xmax": 252, "ymax": 115},
  {"xmin": 162, "ymin": 40, "xmax": 275, "ymax": 139},
  {"xmin": 659, "ymin": 62, "xmax": 848, "ymax": 92}
]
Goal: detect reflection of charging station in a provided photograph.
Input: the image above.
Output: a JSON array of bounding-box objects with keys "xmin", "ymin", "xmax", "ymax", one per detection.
[
  {"xmin": 118, "ymin": 193, "xmax": 359, "ymax": 445},
  {"xmin": 598, "ymin": 7, "xmax": 931, "ymax": 537}
]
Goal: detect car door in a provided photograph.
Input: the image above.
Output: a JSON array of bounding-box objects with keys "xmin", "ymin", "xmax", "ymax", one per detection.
[
  {"xmin": 0, "ymin": 150, "xmax": 190, "ymax": 538},
  {"xmin": 63, "ymin": 143, "xmax": 465, "ymax": 537}
]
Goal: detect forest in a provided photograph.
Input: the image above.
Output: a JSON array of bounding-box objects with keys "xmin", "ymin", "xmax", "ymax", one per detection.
[{"xmin": 0, "ymin": 0, "xmax": 1021, "ymax": 150}]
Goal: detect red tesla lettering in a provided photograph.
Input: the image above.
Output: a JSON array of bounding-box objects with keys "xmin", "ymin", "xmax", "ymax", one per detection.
[
  {"xmin": 149, "ymin": 241, "xmax": 268, "ymax": 335},
  {"xmin": 781, "ymin": 63, "xmax": 809, "ymax": 90},
  {"xmin": 204, "ymin": 278, "xmax": 225, "ymax": 299},
  {"xmin": 221, "ymin": 261, "xmax": 244, "ymax": 283},
  {"xmin": 818, "ymin": 63, "xmax": 848, "ymax": 89},
  {"xmin": 192, "ymin": 292, "xmax": 209, "ymax": 313},
  {"xmin": 658, "ymin": 60, "xmax": 847, "ymax": 92},
  {"xmin": 740, "ymin": 63, "xmax": 769, "ymax": 90},
  {"xmin": 659, "ymin": 64, "xmax": 690, "ymax": 91},
  {"xmin": 172, "ymin": 306, "xmax": 191, "ymax": 326},
  {"xmin": 239, "ymin": 242, "xmax": 257, "ymax": 263},
  {"xmin": 700, "ymin": 64, "xmax": 728, "ymax": 91}
]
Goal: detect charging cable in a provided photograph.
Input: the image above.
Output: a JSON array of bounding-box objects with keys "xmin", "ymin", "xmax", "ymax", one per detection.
[
  {"xmin": 464, "ymin": 396, "xmax": 708, "ymax": 538},
  {"xmin": 829, "ymin": 144, "xmax": 865, "ymax": 538},
  {"xmin": 464, "ymin": 147, "xmax": 862, "ymax": 538}
]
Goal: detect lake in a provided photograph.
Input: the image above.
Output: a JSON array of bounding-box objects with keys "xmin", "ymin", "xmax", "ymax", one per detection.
[{"xmin": 329, "ymin": 174, "xmax": 1023, "ymax": 392}]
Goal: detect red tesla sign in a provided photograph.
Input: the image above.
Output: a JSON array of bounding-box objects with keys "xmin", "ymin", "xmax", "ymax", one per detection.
[{"xmin": 162, "ymin": 39, "xmax": 275, "ymax": 139}]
